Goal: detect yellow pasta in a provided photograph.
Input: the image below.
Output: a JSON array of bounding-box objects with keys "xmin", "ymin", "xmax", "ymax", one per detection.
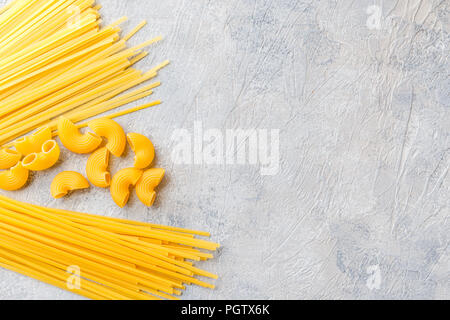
[
  {"xmin": 14, "ymin": 126, "xmax": 52, "ymax": 155},
  {"xmin": 0, "ymin": 0, "xmax": 223, "ymax": 301},
  {"xmin": 0, "ymin": 162, "xmax": 29, "ymax": 191},
  {"xmin": 123, "ymin": 20, "xmax": 147, "ymax": 41},
  {"xmin": 0, "ymin": 0, "xmax": 168, "ymax": 149},
  {"xmin": 50, "ymin": 171, "xmax": 90, "ymax": 198},
  {"xmin": 21, "ymin": 140, "xmax": 60, "ymax": 171},
  {"xmin": 86, "ymin": 147, "xmax": 111, "ymax": 188},
  {"xmin": 136, "ymin": 168, "xmax": 165, "ymax": 207},
  {"xmin": 0, "ymin": 193, "xmax": 218, "ymax": 300},
  {"xmin": 110, "ymin": 167, "xmax": 143, "ymax": 207},
  {"xmin": 88, "ymin": 118, "xmax": 126, "ymax": 157},
  {"xmin": 0, "ymin": 148, "xmax": 21, "ymax": 169},
  {"xmin": 57, "ymin": 117, "xmax": 102, "ymax": 154},
  {"xmin": 126, "ymin": 132, "xmax": 155, "ymax": 169}
]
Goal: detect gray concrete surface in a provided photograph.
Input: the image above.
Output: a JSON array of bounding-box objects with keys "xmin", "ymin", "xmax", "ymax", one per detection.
[{"xmin": 0, "ymin": 0, "xmax": 448, "ymax": 300}]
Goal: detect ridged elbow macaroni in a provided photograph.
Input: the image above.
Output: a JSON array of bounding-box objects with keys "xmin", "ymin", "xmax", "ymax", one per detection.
[
  {"xmin": 88, "ymin": 118, "xmax": 126, "ymax": 157},
  {"xmin": 86, "ymin": 147, "xmax": 111, "ymax": 188},
  {"xmin": 51, "ymin": 171, "xmax": 90, "ymax": 198},
  {"xmin": 0, "ymin": 148, "xmax": 21, "ymax": 170},
  {"xmin": 57, "ymin": 117, "xmax": 102, "ymax": 154},
  {"xmin": 22, "ymin": 140, "xmax": 60, "ymax": 171},
  {"xmin": 136, "ymin": 168, "xmax": 165, "ymax": 206},
  {"xmin": 126, "ymin": 133, "xmax": 155, "ymax": 169},
  {"xmin": 14, "ymin": 126, "xmax": 52, "ymax": 155},
  {"xmin": 110, "ymin": 168, "xmax": 143, "ymax": 207},
  {"xmin": 0, "ymin": 162, "xmax": 29, "ymax": 191}
]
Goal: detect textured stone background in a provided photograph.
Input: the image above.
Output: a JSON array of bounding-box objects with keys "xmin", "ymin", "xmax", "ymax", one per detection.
[{"xmin": 0, "ymin": 0, "xmax": 448, "ymax": 300}]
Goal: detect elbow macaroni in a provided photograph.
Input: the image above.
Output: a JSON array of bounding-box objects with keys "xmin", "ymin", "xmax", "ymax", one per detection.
[
  {"xmin": 57, "ymin": 117, "xmax": 102, "ymax": 154},
  {"xmin": 1, "ymin": 118, "xmax": 165, "ymax": 204},
  {"xmin": 126, "ymin": 133, "xmax": 155, "ymax": 169},
  {"xmin": 88, "ymin": 118, "xmax": 126, "ymax": 157},
  {"xmin": 22, "ymin": 140, "xmax": 60, "ymax": 171},
  {"xmin": 51, "ymin": 171, "xmax": 90, "ymax": 199},
  {"xmin": 0, "ymin": 148, "xmax": 21, "ymax": 170},
  {"xmin": 0, "ymin": 162, "xmax": 29, "ymax": 191},
  {"xmin": 135, "ymin": 168, "xmax": 165, "ymax": 207},
  {"xmin": 14, "ymin": 126, "xmax": 52, "ymax": 155},
  {"xmin": 86, "ymin": 147, "xmax": 111, "ymax": 188},
  {"xmin": 110, "ymin": 168, "xmax": 143, "ymax": 207}
]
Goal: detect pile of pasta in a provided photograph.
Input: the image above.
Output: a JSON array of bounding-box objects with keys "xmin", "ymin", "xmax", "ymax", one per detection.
[
  {"xmin": 0, "ymin": 194, "xmax": 219, "ymax": 300},
  {"xmin": 0, "ymin": 116, "xmax": 164, "ymax": 207},
  {"xmin": 0, "ymin": 117, "xmax": 165, "ymax": 208},
  {"xmin": 0, "ymin": 0, "xmax": 220, "ymax": 300},
  {"xmin": 0, "ymin": 0, "xmax": 168, "ymax": 206},
  {"xmin": 0, "ymin": 0, "xmax": 166, "ymax": 147},
  {"xmin": 54, "ymin": 116, "xmax": 164, "ymax": 207}
]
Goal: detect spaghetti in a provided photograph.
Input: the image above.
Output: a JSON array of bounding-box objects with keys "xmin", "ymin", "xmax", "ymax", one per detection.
[
  {"xmin": 0, "ymin": 0, "xmax": 167, "ymax": 146},
  {"xmin": 0, "ymin": 194, "xmax": 219, "ymax": 300}
]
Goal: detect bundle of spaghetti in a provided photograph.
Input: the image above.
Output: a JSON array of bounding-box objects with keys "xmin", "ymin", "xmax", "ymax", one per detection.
[
  {"xmin": 0, "ymin": 194, "xmax": 219, "ymax": 300},
  {"xmin": 0, "ymin": 0, "xmax": 168, "ymax": 147}
]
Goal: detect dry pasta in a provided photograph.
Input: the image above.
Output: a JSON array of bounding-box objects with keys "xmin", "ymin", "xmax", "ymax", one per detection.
[
  {"xmin": 51, "ymin": 171, "xmax": 90, "ymax": 198},
  {"xmin": 126, "ymin": 133, "xmax": 155, "ymax": 169},
  {"xmin": 0, "ymin": 162, "xmax": 29, "ymax": 191},
  {"xmin": 0, "ymin": 0, "xmax": 168, "ymax": 148},
  {"xmin": 14, "ymin": 126, "xmax": 52, "ymax": 155},
  {"xmin": 88, "ymin": 118, "xmax": 126, "ymax": 157},
  {"xmin": 136, "ymin": 168, "xmax": 165, "ymax": 207},
  {"xmin": 110, "ymin": 167, "xmax": 143, "ymax": 207},
  {"xmin": 0, "ymin": 194, "xmax": 219, "ymax": 300},
  {"xmin": 0, "ymin": 0, "xmax": 220, "ymax": 301},
  {"xmin": 57, "ymin": 117, "xmax": 102, "ymax": 154},
  {"xmin": 21, "ymin": 140, "xmax": 60, "ymax": 171},
  {"xmin": 0, "ymin": 148, "xmax": 21, "ymax": 169},
  {"xmin": 86, "ymin": 147, "xmax": 111, "ymax": 188}
]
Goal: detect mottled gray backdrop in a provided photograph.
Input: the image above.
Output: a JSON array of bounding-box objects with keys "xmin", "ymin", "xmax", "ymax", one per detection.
[{"xmin": 0, "ymin": 0, "xmax": 448, "ymax": 300}]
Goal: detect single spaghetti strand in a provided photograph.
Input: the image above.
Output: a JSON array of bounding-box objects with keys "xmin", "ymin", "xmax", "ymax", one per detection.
[{"xmin": 123, "ymin": 20, "xmax": 147, "ymax": 41}]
